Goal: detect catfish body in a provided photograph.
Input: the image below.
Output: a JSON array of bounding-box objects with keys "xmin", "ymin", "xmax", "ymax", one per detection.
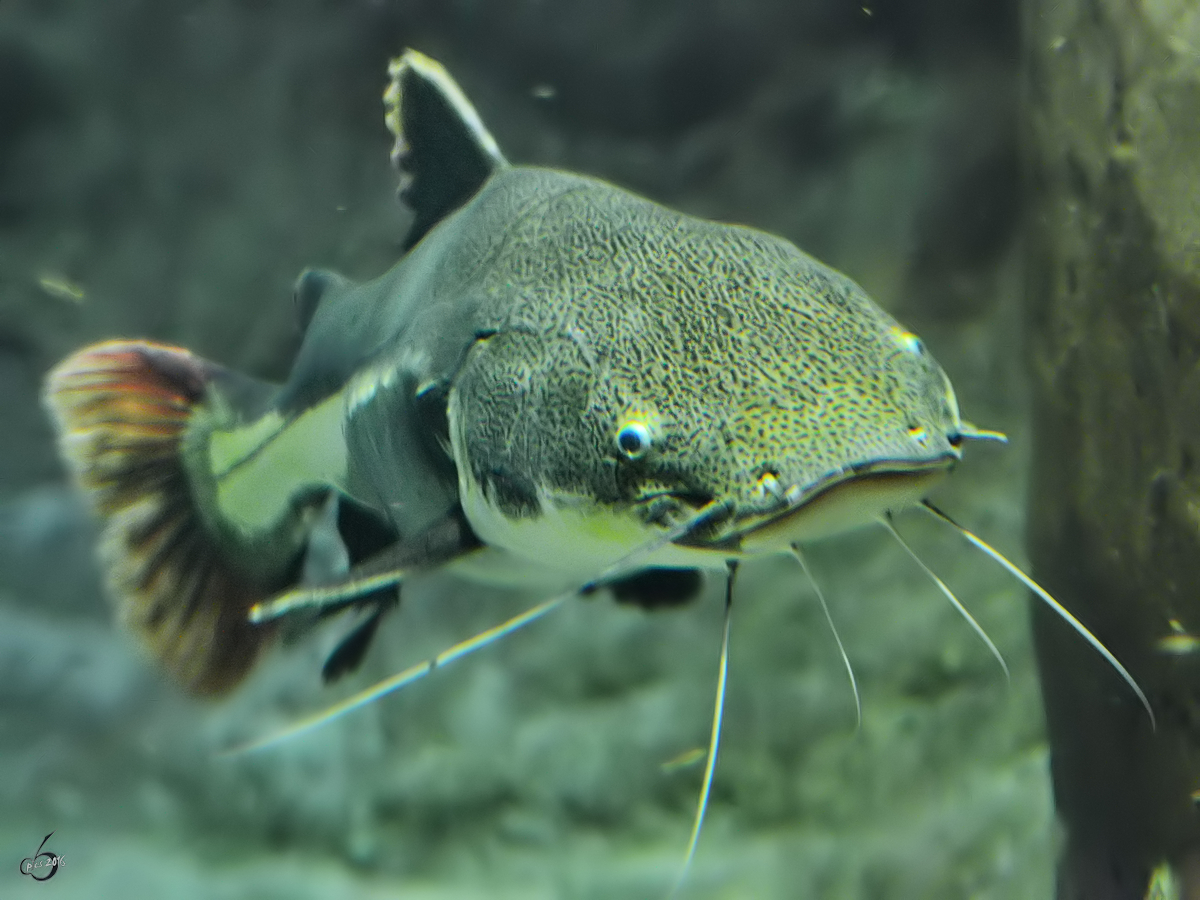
[{"xmin": 43, "ymin": 51, "xmax": 965, "ymax": 695}]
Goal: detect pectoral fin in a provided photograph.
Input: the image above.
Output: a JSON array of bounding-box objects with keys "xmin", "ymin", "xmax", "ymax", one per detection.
[{"xmin": 250, "ymin": 509, "xmax": 478, "ymax": 623}]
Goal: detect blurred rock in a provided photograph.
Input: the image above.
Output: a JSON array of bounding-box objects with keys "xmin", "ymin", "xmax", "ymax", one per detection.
[{"xmin": 0, "ymin": 485, "xmax": 103, "ymax": 617}]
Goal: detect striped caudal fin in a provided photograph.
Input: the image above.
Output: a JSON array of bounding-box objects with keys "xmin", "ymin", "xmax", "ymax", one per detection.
[{"xmin": 44, "ymin": 340, "xmax": 285, "ymax": 695}]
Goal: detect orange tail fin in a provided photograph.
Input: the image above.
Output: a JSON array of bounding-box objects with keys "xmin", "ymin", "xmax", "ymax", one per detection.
[{"xmin": 44, "ymin": 340, "xmax": 287, "ymax": 695}]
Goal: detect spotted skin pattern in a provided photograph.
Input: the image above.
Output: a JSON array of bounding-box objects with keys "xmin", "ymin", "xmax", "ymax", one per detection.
[{"xmin": 449, "ymin": 168, "xmax": 960, "ymax": 535}]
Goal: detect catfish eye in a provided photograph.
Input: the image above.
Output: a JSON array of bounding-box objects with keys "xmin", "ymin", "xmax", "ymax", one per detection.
[
  {"xmin": 616, "ymin": 422, "xmax": 652, "ymax": 459},
  {"xmin": 890, "ymin": 326, "xmax": 925, "ymax": 356}
]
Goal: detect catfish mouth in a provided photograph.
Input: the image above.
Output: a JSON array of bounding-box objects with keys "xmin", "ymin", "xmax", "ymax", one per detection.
[{"xmin": 668, "ymin": 452, "xmax": 960, "ymax": 553}]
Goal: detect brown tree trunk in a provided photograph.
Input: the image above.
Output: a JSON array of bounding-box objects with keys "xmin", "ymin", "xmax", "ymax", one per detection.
[{"xmin": 1024, "ymin": 0, "xmax": 1200, "ymax": 896}]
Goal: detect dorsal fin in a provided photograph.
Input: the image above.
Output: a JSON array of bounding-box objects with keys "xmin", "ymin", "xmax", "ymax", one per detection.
[{"xmin": 384, "ymin": 50, "xmax": 508, "ymax": 250}]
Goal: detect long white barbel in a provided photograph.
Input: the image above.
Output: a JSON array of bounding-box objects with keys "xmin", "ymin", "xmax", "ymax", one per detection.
[
  {"xmin": 920, "ymin": 500, "xmax": 1154, "ymax": 729},
  {"xmin": 881, "ymin": 516, "xmax": 1009, "ymax": 681},
  {"xmin": 791, "ymin": 545, "xmax": 862, "ymax": 729},
  {"xmin": 666, "ymin": 562, "xmax": 736, "ymax": 900}
]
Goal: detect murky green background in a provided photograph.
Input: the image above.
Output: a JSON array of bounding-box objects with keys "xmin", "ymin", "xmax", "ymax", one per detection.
[{"xmin": 0, "ymin": 2, "xmax": 1049, "ymax": 897}]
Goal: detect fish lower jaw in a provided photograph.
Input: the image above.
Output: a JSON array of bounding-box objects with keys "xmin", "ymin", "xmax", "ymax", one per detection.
[
  {"xmin": 735, "ymin": 467, "xmax": 953, "ymax": 553},
  {"xmin": 454, "ymin": 467, "xmax": 953, "ymax": 591}
]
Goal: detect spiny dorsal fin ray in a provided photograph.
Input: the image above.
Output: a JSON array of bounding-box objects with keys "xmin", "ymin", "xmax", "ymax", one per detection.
[
  {"xmin": 250, "ymin": 567, "xmax": 406, "ymax": 624},
  {"xmin": 249, "ymin": 510, "xmax": 475, "ymax": 624},
  {"xmin": 384, "ymin": 49, "xmax": 508, "ymax": 250}
]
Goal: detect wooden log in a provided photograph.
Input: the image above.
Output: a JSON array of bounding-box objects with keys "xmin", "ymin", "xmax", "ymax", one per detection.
[{"xmin": 1024, "ymin": 0, "xmax": 1200, "ymax": 895}]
